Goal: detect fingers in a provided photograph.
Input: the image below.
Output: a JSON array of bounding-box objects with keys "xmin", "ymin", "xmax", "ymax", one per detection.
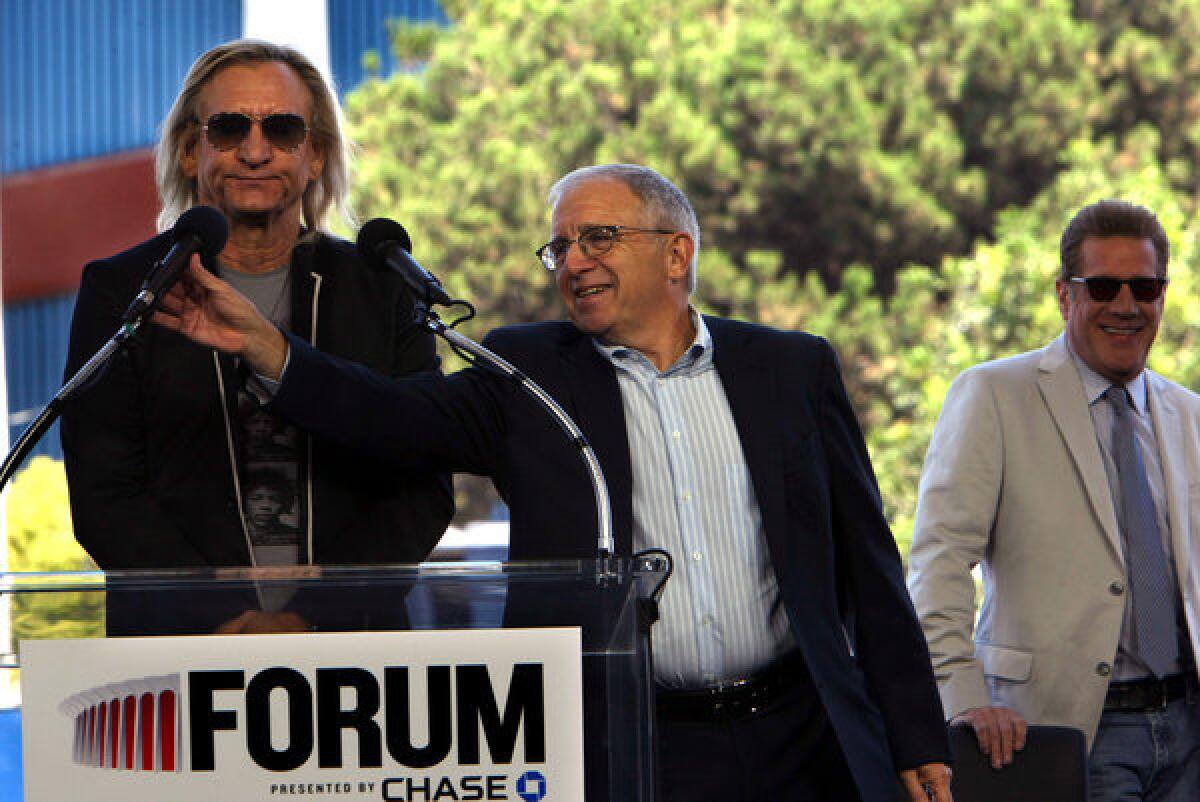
[
  {"xmin": 922, "ymin": 763, "xmax": 953, "ymax": 802},
  {"xmin": 992, "ymin": 707, "xmax": 1014, "ymax": 767},
  {"xmin": 899, "ymin": 769, "xmax": 926, "ymax": 801},
  {"xmin": 1014, "ymin": 711, "xmax": 1028, "ymax": 750},
  {"xmin": 151, "ymin": 309, "xmax": 181, "ymax": 331},
  {"xmin": 952, "ymin": 706, "xmax": 1027, "ymax": 769},
  {"xmin": 185, "ymin": 254, "xmax": 220, "ymax": 287},
  {"xmin": 990, "ymin": 707, "xmax": 1026, "ymax": 768},
  {"xmin": 238, "ymin": 611, "xmax": 309, "ymax": 634},
  {"xmin": 899, "ymin": 764, "xmax": 952, "ymax": 802},
  {"xmin": 213, "ymin": 610, "xmax": 255, "ymax": 635}
]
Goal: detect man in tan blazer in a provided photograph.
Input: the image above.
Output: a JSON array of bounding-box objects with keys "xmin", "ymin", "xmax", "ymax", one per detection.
[{"xmin": 908, "ymin": 199, "xmax": 1200, "ymax": 801}]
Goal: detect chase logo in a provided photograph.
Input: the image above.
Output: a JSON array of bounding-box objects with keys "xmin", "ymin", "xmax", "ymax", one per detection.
[{"xmin": 516, "ymin": 770, "xmax": 547, "ymax": 801}]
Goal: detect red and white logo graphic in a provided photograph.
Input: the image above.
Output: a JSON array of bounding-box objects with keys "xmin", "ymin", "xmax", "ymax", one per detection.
[{"xmin": 58, "ymin": 674, "xmax": 181, "ymax": 772}]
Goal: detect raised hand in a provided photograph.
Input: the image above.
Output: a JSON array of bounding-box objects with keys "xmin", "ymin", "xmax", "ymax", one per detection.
[{"xmin": 154, "ymin": 255, "xmax": 288, "ymax": 379}]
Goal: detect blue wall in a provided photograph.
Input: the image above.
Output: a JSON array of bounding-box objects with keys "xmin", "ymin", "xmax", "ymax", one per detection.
[
  {"xmin": 5, "ymin": 295, "xmax": 77, "ymax": 459},
  {"xmin": 0, "ymin": 707, "xmax": 21, "ymax": 802},
  {"xmin": 0, "ymin": 0, "xmax": 242, "ymax": 174}
]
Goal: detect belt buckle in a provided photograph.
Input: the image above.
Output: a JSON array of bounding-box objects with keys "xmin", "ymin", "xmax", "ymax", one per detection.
[
  {"xmin": 720, "ymin": 677, "xmax": 749, "ymax": 718},
  {"xmin": 711, "ymin": 677, "xmax": 756, "ymax": 720}
]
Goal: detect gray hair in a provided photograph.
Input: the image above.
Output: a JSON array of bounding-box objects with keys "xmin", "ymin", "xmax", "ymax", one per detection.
[
  {"xmin": 549, "ymin": 164, "xmax": 701, "ymax": 292},
  {"xmin": 154, "ymin": 39, "xmax": 353, "ymax": 233}
]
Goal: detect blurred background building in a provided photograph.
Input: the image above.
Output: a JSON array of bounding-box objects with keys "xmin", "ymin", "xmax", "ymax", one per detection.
[{"xmin": 0, "ymin": 0, "xmax": 446, "ymax": 460}]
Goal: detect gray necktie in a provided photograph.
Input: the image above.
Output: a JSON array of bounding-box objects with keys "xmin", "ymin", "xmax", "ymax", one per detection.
[{"xmin": 1107, "ymin": 385, "xmax": 1179, "ymax": 678}]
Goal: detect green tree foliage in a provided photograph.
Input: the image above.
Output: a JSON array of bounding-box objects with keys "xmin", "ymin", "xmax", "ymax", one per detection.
[
  {"xmin": 7, "ymin": 458, "xmax": 102, "ymax": 641},
  {"xmin": 347, "ymin": 1, "xmax": 1200, "ymax": 545}
]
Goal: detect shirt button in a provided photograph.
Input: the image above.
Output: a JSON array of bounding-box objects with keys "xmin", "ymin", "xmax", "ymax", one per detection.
[
  {"xmin": 692, "ymin": 551, "xmax": 703, "ymax": 562},
  {"xmin": 682, "ymin": 490, "xmax": 692, "ymax": 501},
  {"xmin": 702, "ymin": 614, "xmax": 714, "ymax": 626},
  {"xmin": 672, "ymin": 430, "xmax": 681, "ymax": 440},
  {"xmin": 1096, "ymin": 662, "xmax": 1112, "ymax": 677},
  {"xmin": 1109, "ymin": 580, "xmax": 1126, "ymax": 596}
]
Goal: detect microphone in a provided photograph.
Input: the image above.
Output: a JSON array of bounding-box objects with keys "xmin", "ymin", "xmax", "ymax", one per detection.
[
  {"xmin": 356, "ymin": 218, "xmax": 454, "ymax": 306},
  {"xmin": 121, "ymin": 205, "xmax": 229, "ymax": 324}
]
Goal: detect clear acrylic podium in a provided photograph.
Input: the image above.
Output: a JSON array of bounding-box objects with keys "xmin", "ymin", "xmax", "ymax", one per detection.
[{"xmin": 1, "ymin": 557, "xmax": 666, "ymax": 801}]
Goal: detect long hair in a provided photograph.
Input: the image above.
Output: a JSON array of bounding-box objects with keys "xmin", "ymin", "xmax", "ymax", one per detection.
[{"xmin": 155, "ymin": 39, "xmax": 353, "ymax": 233}]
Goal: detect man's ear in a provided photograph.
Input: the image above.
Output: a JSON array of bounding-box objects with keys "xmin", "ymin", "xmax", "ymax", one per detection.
[
  {"xmin": 308, "ymin": 136, "xmax": 327, "ymax": 183},
  {"xmin": 665, "ymin": 232, "xmax": 694, "ymax": 284},
  {"xmin": 180, "ymin": 131, "xmax": 199, "ymax": 178},
  {"xmin": 1055, "ymin": 277, "xmax": 1070, "ymax": 321}
]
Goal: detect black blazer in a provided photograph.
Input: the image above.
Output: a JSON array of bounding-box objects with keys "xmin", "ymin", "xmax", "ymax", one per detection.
[{"xmin": 275, "ymin": 315, "xmax": 949, "ymax": 799}]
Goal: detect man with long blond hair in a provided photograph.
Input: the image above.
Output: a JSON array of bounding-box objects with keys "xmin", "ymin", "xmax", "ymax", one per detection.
[{"xmin": 62, "ymin": 40, "xmax": 452, "ymax": 633}]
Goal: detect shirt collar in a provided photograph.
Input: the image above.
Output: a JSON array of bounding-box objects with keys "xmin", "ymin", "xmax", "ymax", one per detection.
[
  {"xmin": 593, "ymin": 308, "xmax": 712, "ymax": 376},
  {"xmin": 1065, "ymin": 336, "xmax": 1148, "ymax": 416}
]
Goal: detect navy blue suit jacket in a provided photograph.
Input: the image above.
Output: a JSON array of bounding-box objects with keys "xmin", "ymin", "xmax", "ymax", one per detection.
[{"xmin": 273, "ymin": 315, "xmax": 948, "ymax": 798}]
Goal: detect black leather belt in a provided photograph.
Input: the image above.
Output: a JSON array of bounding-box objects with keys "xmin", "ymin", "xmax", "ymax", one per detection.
[
  {"xmin": 1104, "ymin": 673, "xmax": 1195, "ymax": 712},
  {"xmin": 656, "ymin": 652, "xmax": 806, "ymax": 722}
]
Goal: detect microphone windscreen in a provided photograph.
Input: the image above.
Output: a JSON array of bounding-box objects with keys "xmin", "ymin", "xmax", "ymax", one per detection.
[
  {"xmin": 173, "ymin": 205, "xmax": 229, "ymax": 258},
  {"xmin": 357, "ymin": 218, "xmax": 413, "ymax": 265}
]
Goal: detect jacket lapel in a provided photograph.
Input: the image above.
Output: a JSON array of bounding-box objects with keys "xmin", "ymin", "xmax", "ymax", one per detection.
[
  {"xmin": 556, "ymin": 332, "xmax": 635, "ymax": 556},
  {"xmin": 707, "ymin": 318, "xmax": 788, "ymax": 553},
  {"xmin": 290, "ymin": 235, "xmax": 319, "ymax": 344},
  {"xmin": 1147, "ymin": 374, "xmax": 1191, "ymax": 591},
  {"xmin": 1036, "ymin": 337, "xmax": 1123, "ymax": 564}
]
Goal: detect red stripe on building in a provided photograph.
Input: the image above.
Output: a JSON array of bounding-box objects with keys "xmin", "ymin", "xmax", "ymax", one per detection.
[{"xmin": 1, "ymin": 149, "xmax": 157, "ymax": 303}]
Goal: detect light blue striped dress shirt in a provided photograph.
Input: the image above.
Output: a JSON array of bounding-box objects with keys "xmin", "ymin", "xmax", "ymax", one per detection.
[{"xmin": 594, "ymin": 314, "xmax": 794, "ymax": 689}]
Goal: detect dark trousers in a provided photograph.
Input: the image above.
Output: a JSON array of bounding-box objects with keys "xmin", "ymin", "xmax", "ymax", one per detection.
[{"xmin": 656, "ymin": 678, "xmax": 861, "ymax": 802}]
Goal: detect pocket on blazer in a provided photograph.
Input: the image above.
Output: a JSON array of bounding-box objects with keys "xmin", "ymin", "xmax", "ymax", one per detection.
[{"xmin": 977, "ymin": 643, "xmax": 1033, "ymax": 682}]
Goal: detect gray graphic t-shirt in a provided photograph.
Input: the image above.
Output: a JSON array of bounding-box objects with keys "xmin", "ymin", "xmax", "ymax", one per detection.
[{"xmin": 220, "ymin": 264, "xmax": 305, "ymax": 573}]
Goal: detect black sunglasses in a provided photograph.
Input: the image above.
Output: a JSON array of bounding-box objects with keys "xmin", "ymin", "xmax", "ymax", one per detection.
[
  {"xmin": 1068, "ymin": 276, "xmax": 1168, "ymax": 302},
  {"xmin": 201, "ymin": 112, "xmax": 311, "ymax": 152}
]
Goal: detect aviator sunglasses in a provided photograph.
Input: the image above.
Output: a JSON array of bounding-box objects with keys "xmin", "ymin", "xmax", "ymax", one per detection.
[
  {"xmin": 1068, "ymin": 276, "xmax": 1168, "ymax": 302},
  {"xmin": 201, "ymin": 112, "xmax": 311, "ymax": 152}
]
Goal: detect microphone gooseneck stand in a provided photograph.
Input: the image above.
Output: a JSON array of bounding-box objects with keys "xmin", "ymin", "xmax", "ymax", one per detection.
[{"xmin": 414, "ymin": 300, "xmax": 617, "ymax": 564}]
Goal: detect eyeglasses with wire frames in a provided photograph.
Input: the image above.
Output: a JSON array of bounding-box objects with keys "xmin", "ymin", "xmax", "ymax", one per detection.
[
  {"xmin": 536, "ymin": 224, "xmax": 677, "ymax": 272},
  {"xmin": 1068, "ymin": 276, "xmax": 1169, "ymax": 303},
  {"xmin": 201, "ymin": 112, "xmax": 312, "ymax": 152}
]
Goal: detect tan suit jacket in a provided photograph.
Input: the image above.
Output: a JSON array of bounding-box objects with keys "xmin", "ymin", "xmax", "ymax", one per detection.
[{"xmin": 908, "ymin": 335, "xmax": 1200, "ymax": 746}]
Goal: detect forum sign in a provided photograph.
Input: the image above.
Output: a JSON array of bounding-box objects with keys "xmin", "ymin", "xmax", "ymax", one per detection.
[{"xmin": 20, "ymin": 629, "xmax": 584, "ymax": 801}]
